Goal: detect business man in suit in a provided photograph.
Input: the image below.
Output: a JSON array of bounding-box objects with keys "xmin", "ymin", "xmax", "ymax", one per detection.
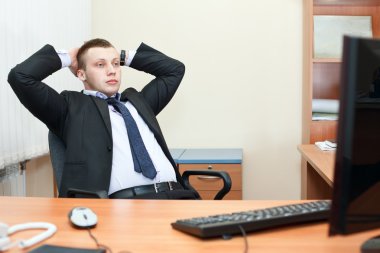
[{"xmin": 8, "ymin": 38, "xmax": 197, "ymax": 199}]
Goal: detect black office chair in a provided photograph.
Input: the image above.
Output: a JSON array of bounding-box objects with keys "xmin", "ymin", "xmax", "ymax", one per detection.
[{"xmin": 48, "ymin": 131, "xmax": 232, "ymax": 200}]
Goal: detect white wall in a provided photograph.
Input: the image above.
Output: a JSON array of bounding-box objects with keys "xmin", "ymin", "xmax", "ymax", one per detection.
[{"xmin": 92, "ymin": 0, "xmax": 303, "ymax": 199}]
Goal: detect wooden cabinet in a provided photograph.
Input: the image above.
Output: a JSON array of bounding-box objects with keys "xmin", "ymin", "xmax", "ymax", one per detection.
[
  {"xmin": 302, "ymin": 0, "xmax": 380, "ymax": 144},
  {"xmin": 171, "ymin": 149, "xmax": 243, "ymax": 200},
  {"xmin": 302, "ymin": 0, "xmax": 380, "ymax": 199},
  {"xmin": 178, "ymin": 163, "xmax": 242, "ymax": 200}
]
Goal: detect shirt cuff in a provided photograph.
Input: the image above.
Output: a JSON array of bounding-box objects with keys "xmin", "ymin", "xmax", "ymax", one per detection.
[
  {"xmin": 56, "ymin": 49, "xmax": 71, "ymax": 69},
  {"xmin": 125, "ymin": 50, "xmax": 136, "ymax": 66}
]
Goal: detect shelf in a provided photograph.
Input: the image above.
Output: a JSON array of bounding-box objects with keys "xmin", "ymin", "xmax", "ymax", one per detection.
[
  {"xmin": 313, "ymin": 58, "xmax": 341, "ymax": 63},
  {"xmin": 311, "ymin": 119, "xmax": 338, "ymax": 123},
  {"xmin": 314, "ymin": 0, "xmax": 380, "ymax": 6}
]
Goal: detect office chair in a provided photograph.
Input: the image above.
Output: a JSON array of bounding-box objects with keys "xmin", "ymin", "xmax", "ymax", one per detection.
[{"xmin": 48, "ymin": 131, "xmax": 232, "ymax": 200}]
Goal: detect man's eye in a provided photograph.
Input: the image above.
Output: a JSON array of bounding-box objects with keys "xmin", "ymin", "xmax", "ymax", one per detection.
[
  {"xmin": 114, "ymin": 62, "xmax": 120, "ymax": 67},
  {"xmin": 97, "ymin": 63, "xmax": 104, "ymax": 67}
]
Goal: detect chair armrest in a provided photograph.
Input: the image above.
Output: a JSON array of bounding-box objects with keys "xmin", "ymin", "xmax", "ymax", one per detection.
[
  {"xmin": 181, "ymin": 170, "xmax": 232, "ymax": 200},
  {"xmin": 66, "ymin": 188, "xmax": 108, "ymax": 199}
]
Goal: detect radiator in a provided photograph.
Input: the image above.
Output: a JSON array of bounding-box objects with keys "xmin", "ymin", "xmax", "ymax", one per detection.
[{"xmin": 0, "ymin": 163, "xmax": 26, "ymax": 196}]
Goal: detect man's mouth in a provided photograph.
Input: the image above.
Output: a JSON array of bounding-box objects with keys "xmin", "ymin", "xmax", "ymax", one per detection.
[{"xmin": 106, "ymin": 79, "xmax": 118, "ymax": 84}]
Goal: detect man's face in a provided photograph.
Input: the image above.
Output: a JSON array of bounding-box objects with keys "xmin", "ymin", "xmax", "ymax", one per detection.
[{"xmin": 78, "ymin": 47, "xmax": 121, "ymax": 97}]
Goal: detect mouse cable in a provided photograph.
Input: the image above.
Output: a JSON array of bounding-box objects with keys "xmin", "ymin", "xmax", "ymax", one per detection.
[
  {"xmin": 86, "ymin": 227, "xmax": 132, "ymax": 253},
  {"xmin": 87, "ymin": 227, "xmax": 113, "ymax": 253},
  {"xmin": 238, "ymin": 225, "xmax": 249, "ymax": 253}
]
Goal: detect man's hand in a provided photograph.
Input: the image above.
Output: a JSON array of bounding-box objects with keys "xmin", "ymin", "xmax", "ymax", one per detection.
[{"xmin": 68, "ymin": 48, "xmax": 79, "ymax": 76}]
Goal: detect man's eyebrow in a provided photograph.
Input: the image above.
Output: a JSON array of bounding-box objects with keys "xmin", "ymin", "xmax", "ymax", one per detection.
[{"xmin": 94, "ymin": 58, "xmax": 119, "ymax": 61}]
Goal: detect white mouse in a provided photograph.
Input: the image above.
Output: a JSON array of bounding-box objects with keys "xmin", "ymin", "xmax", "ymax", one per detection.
[{"xmin": 68, "ymin": 207, "xmax": 98, "ymax": 228}]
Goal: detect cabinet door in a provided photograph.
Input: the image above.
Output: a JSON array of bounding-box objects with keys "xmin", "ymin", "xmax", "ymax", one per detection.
[
  {"xmin": 178, "ymin": 163, "xmax": 242, "ymax": 200},
  {"xmin": 196, "ymin": 190, "xmax": 242, "ymax": 200}
]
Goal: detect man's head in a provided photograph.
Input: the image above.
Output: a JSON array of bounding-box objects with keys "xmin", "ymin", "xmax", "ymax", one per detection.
[{"xmin": 76, "ymin": 38, "xmax": 121, "ymax": 97}]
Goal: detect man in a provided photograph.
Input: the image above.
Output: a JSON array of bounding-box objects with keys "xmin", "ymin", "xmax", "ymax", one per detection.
[{"xmin": 8, "ymin": 39, "xmax": 197, "ymax": 199}]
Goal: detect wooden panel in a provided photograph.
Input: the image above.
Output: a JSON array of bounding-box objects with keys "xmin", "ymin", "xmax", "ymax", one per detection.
[
  {"xmin": 197, "ymin": 190, "xmax": 242, "ymax": 200},
  {"xmin": 310, "ymin": 120, "xmax": 338, "ymax": 143},
  {"xmin": 313, "ymin": 62, "xmax": 341, "ymax": 99},
  {"xmin": 298, "ymin": 144, "xmax": 336, "ymax": 200},
  {"xmin": 301, "ymin": 159, "xmax": 307, "ymax": 199},
  {"xmin": 298, "ymin": 145, "xmax": 335, "ymax": 185},
  {"xmin": 306, "ymin": 163, "xmax": 333, "ymax": 199},
  {"xmin": 302, "ymin": 0, "xmax": 313, "ymax": 144},
  {"xmin": 179, "ymin": 164, "xmax": 242, "ymax": 191}
]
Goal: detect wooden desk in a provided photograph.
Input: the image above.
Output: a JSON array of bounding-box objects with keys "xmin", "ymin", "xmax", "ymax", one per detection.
[
  {"xmin": 298, "ymin": 144, "xmax": 335, "ymax": 199},
  {"xmin": 2, "ymin": 197, "xmax": 380, "ymax": 253}
]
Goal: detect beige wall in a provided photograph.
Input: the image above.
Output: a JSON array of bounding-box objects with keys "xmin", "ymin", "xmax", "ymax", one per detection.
[
  {"xmin": 26, "ymin": 155, "xmax": 54, "ymax": 197},
  {"xmin": 92, "ymin": 0, "xmax": 303, "ymax": 199}
]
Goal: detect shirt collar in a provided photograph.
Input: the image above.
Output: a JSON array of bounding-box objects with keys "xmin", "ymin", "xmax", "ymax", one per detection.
[{"xmin": 83, "ymin": 90, "xmax": 121, "ymax": 100}]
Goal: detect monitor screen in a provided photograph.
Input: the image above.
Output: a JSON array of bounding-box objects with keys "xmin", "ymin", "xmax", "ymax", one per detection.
[{"xmin": 329, "ymin": 36, "xmax": 380, "ymax": 236}]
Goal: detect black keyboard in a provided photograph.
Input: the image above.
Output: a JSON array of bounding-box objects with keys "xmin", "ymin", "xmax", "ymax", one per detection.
[{"xmin": 171, "ymin": 200, "xmax": 331, "ymax": 238}]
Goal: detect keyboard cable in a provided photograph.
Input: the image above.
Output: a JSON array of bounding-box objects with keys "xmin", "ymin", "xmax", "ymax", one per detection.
[{"xmin": 238, "ymin": 225, "xmax": 249, "ymax": 253}]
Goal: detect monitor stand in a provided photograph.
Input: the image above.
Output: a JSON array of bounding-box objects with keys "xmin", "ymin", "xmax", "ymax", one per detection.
[{"xmin": 361, "ymin": 235, "xmax": 380, "ymax": 253}]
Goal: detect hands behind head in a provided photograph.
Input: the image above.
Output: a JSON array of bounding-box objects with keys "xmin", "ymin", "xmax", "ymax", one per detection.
[{"xmin": 68, "ymin": 48, "xmax": 79, "ymax": 76}]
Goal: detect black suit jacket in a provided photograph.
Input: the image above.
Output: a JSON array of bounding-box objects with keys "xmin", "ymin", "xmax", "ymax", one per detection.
[{"xmin": 8, "ymin": 43, "xmax": 185, "ymax": 197}]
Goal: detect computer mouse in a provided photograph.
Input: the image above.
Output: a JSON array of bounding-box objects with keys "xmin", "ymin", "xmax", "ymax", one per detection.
[{"xmin": 68, "ymin": 207, "xmax": 98, "ymax": 228}]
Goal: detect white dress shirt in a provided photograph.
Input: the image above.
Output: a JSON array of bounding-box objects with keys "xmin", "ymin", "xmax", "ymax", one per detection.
[{"xmin": 57, "ymin": 49, "xmax": 177, "ymax": 195}]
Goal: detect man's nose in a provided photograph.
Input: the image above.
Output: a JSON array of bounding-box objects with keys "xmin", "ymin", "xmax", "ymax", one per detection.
[{"xmin": 107, "ymin": 63, "xmax": 116, "ymax": 75}]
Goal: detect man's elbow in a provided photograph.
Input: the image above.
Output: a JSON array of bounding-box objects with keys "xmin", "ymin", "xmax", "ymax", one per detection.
[
  {"xmin": 7, "ymin": 67, "xmax": 18, "ymax": 87},
  {"xmin": 176, "ymin": 61, "xmax": 186, "ymax": 79},
  {"xmin": 8, "ymin": 66, "xmax": 34, "ymax": 87}
]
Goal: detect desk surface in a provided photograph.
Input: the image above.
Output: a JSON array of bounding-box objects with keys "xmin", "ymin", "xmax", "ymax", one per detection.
[
  {"xmin": 2, "ymin": 197, "xmax": 380, "ymax": 253},
  {"xmin": 178, "ymin": 148, "xmax": 243, "ymax": 164},
  {"xmin": 170, "ymin": 148, "xmax": 243, "ymax": 164},
  {"xmin": 298, "ymin": 144, "xmax": 335, "ymax": 186}
]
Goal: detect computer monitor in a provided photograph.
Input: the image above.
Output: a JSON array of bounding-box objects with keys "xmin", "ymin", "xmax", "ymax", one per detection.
[{"xmin": 329, "ymin": 36, "xmax": 380, "ymax": 251}]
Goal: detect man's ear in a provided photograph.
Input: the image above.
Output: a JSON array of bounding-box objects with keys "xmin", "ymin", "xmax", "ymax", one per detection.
[{"xmin": 77, "ymin": 69, "xmax": 86, "ymax": 81}]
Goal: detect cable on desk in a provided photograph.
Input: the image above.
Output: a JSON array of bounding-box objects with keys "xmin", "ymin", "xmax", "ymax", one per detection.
[
  {"xmin": 86, "ymin": 227, "xmax": 132, "ymax": 253},
  {"xmin": 87, "ymin": 227, "xmax": 113, "ymax": 253},
  {"xmin": 238, "ymin": 225, "xmax": 249, "ymax": 253}
]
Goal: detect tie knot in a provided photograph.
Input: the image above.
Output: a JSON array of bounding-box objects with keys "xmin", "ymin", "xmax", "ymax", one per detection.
[
  {"xmin": 106, "ymin": 98, "xmax": 124, "ymax": 114},
  {"xmin": 106, "ymin": 97, "xmax": 119, "ymax": 105}
]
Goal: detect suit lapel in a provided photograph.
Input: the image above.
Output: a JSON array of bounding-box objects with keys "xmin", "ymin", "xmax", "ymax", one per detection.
[
  {"xmin": 91, "ymin": 96, "xmax": 112, "ymax": 139},
  {"xmin": 121, "ymin": 88, "xmax": 164, "ymax": 139}
]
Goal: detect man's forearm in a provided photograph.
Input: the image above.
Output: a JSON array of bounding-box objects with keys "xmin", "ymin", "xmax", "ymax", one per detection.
[
  {"xmin": 128, "ymin": 43, "xmax": 185, "ymax": 115},
  {"xmin": 8, "ymin": 45, "xmax": 62, "ymax": 84},
  {"xmin": 130, "ymin": 43, "xmax": 185, "ymax": 78},
  {"xmin": 7, "ymin": 44, "xmax": 67, "ymax": 133}
]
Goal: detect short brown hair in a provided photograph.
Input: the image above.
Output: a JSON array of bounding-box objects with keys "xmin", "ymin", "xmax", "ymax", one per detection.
[{"xmin": 77, "ymin": 38, "xmax": 114, "ymax": 69}]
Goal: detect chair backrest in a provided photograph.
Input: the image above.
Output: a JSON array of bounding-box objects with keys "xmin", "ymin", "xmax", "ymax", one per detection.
[{"xmin": 48, "ymin": 131, "xmax": 66, "ymax": 190}]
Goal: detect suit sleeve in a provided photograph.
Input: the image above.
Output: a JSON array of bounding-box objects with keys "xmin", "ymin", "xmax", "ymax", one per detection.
[
  {"xmin": 7, "ymin": 44, "xmax": 68, "ymax": 135},
  {"xmin": 129, "ymin": 43, "xmax": 185, "ymax": 115}
]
